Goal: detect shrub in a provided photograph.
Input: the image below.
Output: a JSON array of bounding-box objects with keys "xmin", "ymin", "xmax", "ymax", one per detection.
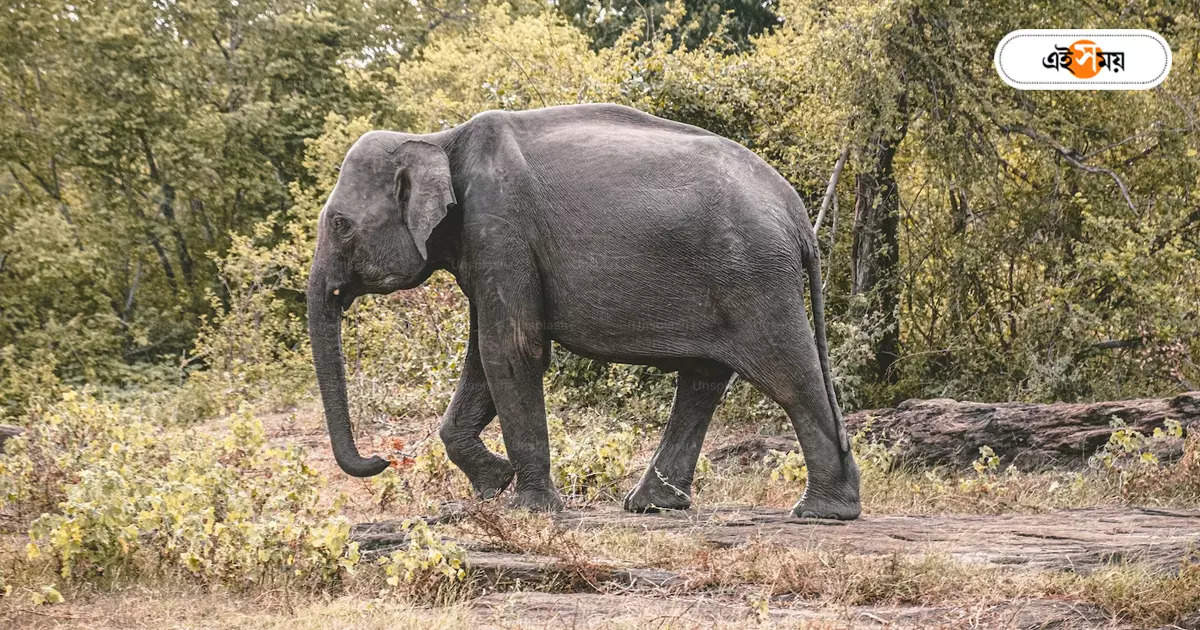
[
  {"xmin": 956, "ymin": 445, "xmax": 1006, "ymax": 495},
  {"xmin": 549, "ymin": 414, "xmax": 641, "ymax": 501},
  {"xmin": 1089, "ymin": 418, "xmax": 1200, "ymax": 502},
  {"xmin": 765, "ymin": 423, "xmax": 900, "ymax": 488},
  {"xmin": 766, "ymin": 449, "xmax": 807, "ymax": 484},
  {"xmin": 1089, "ymin": 418, "xmax": 1182, "ymax": 470},
  {"xmin": 1, "ymin": 392, "xmax": 466, "ymax": 598},
  {"xmin": 544, "ymin": 353, "xmax": 675, "ymax": 419},
  {"xmin": 411, "ymin": 439, "xmax": 458, "ymax": 484},
  {"xmin": 20, "ymin": 405, "xmax": 360, "ymax": 587},
  {"xmin": 341, "ymin": 277, "xmax": 469, "ymax": 428},
  {"xmin": 0, "ymin": 392, "xmax": 134, "ymax": 521},
  {"xmin": 375, "ymin": 519, "xmax": 467, "ymax": 595}
]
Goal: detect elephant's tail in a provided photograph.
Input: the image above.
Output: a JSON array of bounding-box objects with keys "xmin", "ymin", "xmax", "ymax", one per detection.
[{"xmin": 802, "ymin": 241, "xmax": 851, "ymax": 454}]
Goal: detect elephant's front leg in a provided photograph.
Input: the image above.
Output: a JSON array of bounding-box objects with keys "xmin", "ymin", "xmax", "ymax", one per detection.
[
  {"xmin": 624, "ymin": 367, "xmax": 732, "ymax": 512},
  {"xmin": 439, "ymin": 309, "xmax": 514, "ymax": 498},
  {"xmin": 475, "ymin": 298, "xmax": 563, "ymax": 512}
]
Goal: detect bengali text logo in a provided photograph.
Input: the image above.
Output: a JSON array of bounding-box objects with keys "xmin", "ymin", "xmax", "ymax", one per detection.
[{"xmin": 995, "ymin": 30, "xmax": 1170, "ymax": 90}]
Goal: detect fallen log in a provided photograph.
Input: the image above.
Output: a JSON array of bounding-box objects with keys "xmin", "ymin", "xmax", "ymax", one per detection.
[
  {"xmin": 709, "ymin": 392, "xmax": 1200, "ymax": 471},
  {"xmin": 848, "ymin": 391, "xmax": 1200, "ymax": 470},
  {"xmin": 350, "ymin": 519, "xmax": 685, "ymax": 592}
]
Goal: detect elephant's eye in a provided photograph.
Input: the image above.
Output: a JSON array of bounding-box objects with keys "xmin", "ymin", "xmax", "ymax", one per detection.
[{"xmin": 332, "ymin": 215, "xmax": 352, "ymax": 237}]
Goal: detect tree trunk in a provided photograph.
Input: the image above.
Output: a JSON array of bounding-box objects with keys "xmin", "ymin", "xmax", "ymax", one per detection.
[{"xmin": 851, "ymin": 120, "xmax": 907, "ymax": 385}]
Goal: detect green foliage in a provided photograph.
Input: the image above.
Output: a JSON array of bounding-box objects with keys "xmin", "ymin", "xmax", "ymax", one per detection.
[
  {"xmin": 0, "ymin": 346, "xmax": 63, "ymax": 419},
  {"xmin": 1090, "ymin": 418, "xmax": 1182, "ymax": 471},
  {"xmin": 1085, "ymin": 418, "xmax": 1200, "ymax": 501},
  {"xmin": 0, "ymin": 0, "xmax": 464, "ymax": 414},
  {"xmin": 557, "ymin": 0, "xmax": 779, "ymax": 51},
  {"xmin": 693, "ymin": 453, "xmax": 714, "ymax": 490},
  {"xmin": 374, "ymin": 519, "xmax": 468, "ymax": 594},
  {"xmin": 190, "ymin": 112, "xmax": 472, "ymax": 425},
  {"xmin": 971, "ymin": 446, "xmax": 1001, "ymax": 476},
  {"xmin": 412, "ymin": 439, "xmax": 458, "ymax": 483},
  {"xmin": 850, "ymin": 420, "xmax": 898, "ymax": 476},
  {"xmin": 545, "ymin": 354, "xmax": 675, "ymax": 418},
  {"xmin": 17, "ymin": 403, "xmax": 359, "ymax": 586},
  {"xmin": 181, "ymin": 114, "xmax": 376, "ymax": 418},
  {"xmin": 0, "ymin": 392, "xmax": 465, "ymax": 597},
  {"xmin": 28, "ymin": 584, "xmax": 63, "ymax": 607},
  {"xmin": 0, "ymin": 392, "xmax": 136, "ymax": 519},
  {"xmin": 765, "ymin": 449, "xmax": 806, "ymax": 483},
  {"xmin": 549, "ymin": 414, "xmax": 641, "ymax": 500},
  {"xmin": 342, "ymin": 278, "xmax": 470, "ymax": 428},
  {"xmin": 4, "ymin": 0, "xmax": 1198, "ymax": 428},
  {"xmin": 953, "ymin": 445, "xmax": 1008, "ymax": 496}
]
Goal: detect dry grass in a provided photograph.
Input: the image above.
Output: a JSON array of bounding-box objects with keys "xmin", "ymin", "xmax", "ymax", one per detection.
[
  {"xmin": 2, "ymin": 585, "xmax": 476, "ymax": 630},
  {"xmin": 4, "ymin": 401, "xmax": 1200, "ymax": 629},
  {"xmin": 429, "ymin": 498, "xmax": 1200, "ymax": 628},
  {"xmin": 694, "ymin": 429, "xmax": 1200, "ymax": 516},
  {"xmin": 7, "ymin": 536, "xmax": 1195, "ymax": 629},
  {"xmin": 679, "ymin": 539, "xmax": 1200, "ymax": 626}
]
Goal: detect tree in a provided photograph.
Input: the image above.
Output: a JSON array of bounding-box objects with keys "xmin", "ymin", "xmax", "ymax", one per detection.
[
  {"xmin": 556, "ymin": 0, "xmax": 780, "ymax": 50},
  {"xmin": 0, "ymin": 0, "xmax": 442, "ymax": 399}
]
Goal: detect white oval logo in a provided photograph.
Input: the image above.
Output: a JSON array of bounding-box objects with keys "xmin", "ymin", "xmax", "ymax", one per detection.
[{"xmin": 994, "ymin": 30, "xmax": 1171, "ymax": 90}]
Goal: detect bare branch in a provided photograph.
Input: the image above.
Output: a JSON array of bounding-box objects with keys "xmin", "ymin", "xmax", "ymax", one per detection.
[
  {"xmin": 999, "ymin": 124, "xmax": 1136, "ymax": 212},
  {"xmin": 823, "ymin": 191, "xmax": 838, "ymax": 293},
  {"xmin": 814, "ymin": 147, "xmax": 850, "ymax": 233}
]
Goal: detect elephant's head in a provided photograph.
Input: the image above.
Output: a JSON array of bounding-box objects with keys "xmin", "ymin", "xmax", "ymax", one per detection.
[{"xmin": 307, "ymin": 132, "xmax": 457, "ymax": 477}]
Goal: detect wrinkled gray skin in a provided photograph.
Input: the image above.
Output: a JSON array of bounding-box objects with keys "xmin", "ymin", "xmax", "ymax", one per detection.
[{"xmin": 308, "ymin": 104, "xmax": 860, "ymax": 519}]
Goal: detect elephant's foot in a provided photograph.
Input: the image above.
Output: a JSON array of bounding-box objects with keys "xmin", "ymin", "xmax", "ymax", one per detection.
[
  {"xmin": 791, "ymin": 488, "xmax": 860, "ymax": 520},
  {"xmin": 791, "ymin": 496, "xmax": 860, "ymax": 520},
  {"xmin": 792, "ymin": 449, "xmax": 861, "ymax": 520},
  {"xmin": 468, "ymin": 457, "xmax": 515, "ymax": 499},
  {"xmin": 623, "ymin": 471, "xmax": 692, "ymax": 513},
  {"xmin": 507, "ymin": 487, "xmax": 564, "ymax": 512}
]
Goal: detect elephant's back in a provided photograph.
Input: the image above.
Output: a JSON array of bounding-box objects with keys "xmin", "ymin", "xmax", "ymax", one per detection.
[
  {"xmin": 459, "ymin": 103, "xmax": 811, "ymax": 284},
  {"xmin": 487, "ymin": 106, "xmax": 798, "ymax": 220},
  {"xmin": 499, "ymin": 103, "xmax": 720, "ymax": 143}
]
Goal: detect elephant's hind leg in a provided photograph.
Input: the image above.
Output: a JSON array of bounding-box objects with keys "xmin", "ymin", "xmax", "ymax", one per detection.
[
  {"xmin": 439, "ymin": 309, "xmax": 514, "ymax": 499},
  {"xmin": 624, "ymin": 366, "xmax": 733, "ymax": 513},
  {"xmin": 734, "ymin": 329, "xmax": 860, "ymax": 520}
]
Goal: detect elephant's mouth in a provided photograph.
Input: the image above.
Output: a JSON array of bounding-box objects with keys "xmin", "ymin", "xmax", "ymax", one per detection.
[
  {"xmin": 367, "ymin": 274, "xmax": 403, "ymax": 293},
  {"xmin": 366, "ymin": 272, "xmax": 423, "ymax": 294},
  {"xmin": 340, "ymin": 274, "xmax": 402, "ymax": 302}
]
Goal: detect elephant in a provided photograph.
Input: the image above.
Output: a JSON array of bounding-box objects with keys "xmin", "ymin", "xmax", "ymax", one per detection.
[{"xmin": 307, "ymin": 103, "xmax": 861, "ymax": 520}]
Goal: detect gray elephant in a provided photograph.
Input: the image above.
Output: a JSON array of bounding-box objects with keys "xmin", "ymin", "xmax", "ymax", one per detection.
[{"xmin": 307, "ymin": 103, "xmax": 860, "ymax": 520}]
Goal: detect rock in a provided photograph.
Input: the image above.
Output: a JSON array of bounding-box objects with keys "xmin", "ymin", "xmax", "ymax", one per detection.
[
  {"xmin": 554, "ymin": 505, "xmax": 1200, "ymax": 574},
  {"xmin": 350, "ymin": 516, "xmax": 686, "ymax": 592},
  {"xmin": 710, "ymin": 392, "xmax": 1200, "ymax": 471},
  {"xmin": 845, "ymin": 392, "xmax": 1200, "ymax": 470},
  {"xmin": 707, "ymin": 435, "xmax": 798, "ymax": 466},
  {"xmin": 0, "ymin": 424, "xmax": 22, "ymax": 452}
]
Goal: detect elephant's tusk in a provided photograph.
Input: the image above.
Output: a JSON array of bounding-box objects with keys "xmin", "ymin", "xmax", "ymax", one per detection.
[{"xmin": 332, "ymin": 289, "xmax": 340, "ymax": 295}]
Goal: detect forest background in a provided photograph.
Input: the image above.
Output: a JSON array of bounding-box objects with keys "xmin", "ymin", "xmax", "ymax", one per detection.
[{"xmin": 3, "ymin": 0, "xmax": 1197, "ymax": 423}]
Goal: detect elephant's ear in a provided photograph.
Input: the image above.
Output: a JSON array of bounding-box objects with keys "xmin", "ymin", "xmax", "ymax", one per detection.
[{"xmin": 393, "ymin": 140, "xmax": 456, "ymax": 261}]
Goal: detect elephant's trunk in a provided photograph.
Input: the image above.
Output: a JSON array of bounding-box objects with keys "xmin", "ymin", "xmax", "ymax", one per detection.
[{"xmin": 307, "ymin": 274, "xmax": 389, "ymax": 478}]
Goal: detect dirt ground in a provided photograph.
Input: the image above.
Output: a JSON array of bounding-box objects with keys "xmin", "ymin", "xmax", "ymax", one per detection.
[
  {"xmin": 8, "ymin": 405, "xmax": 1198, "ymax": 629},
  {"xmin": 307, "ymin": 405, "xmax": 1200, "ymax": 629},
  {"xmin": 349, "ymin": 504, "xmax": 1200, "ymax": 629}
]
